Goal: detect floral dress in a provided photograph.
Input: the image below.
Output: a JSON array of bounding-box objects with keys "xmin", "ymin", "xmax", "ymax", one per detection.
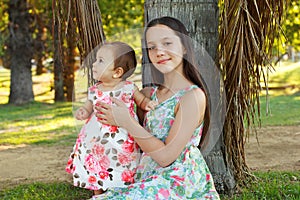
[
  {"xmin": 93, "ymin": 85, "xmax": 220, "ymax": 199},
  {"xmin": 66, "ymin": 81, "xmax": 141, "ymax": 191}
]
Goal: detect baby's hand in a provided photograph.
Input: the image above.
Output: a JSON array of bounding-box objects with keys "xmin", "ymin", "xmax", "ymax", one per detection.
[
  {"xmin": 145, "ymin": 100, "xmax": 158, "ymax": 111},
  {"xmin": 75, "ymin": 107, "xmax": 90, "ymax": 120}
]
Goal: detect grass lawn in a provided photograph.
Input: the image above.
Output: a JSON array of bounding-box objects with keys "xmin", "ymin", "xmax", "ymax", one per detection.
[
  {"xmin": 0, "ymin": 171, "xmax": 299, "ymax": 200},
  {"xmin": 0, "ymin": 102, "xmax": 77, "ymax": 146},
  {"xmin": 0, "ymin": 61, "xmax": 299, "ymax": 199},
  {"xmin": 0, "ymin": 182, "xmax": 91, "ymax": 200}
]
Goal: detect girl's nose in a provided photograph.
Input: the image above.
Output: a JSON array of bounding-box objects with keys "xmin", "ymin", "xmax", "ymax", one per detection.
[{"xmin": 156, "ymin": 47, "xmax": 165, "ymax": 57}]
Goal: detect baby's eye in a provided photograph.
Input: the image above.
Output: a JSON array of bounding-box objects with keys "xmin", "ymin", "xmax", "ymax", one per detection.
[
  {"xmin": 98, "ymin": 58, "xmax": 103, "ymax": 63},
  {"xmin": 147, "ymin": 46, "xmax": 156, "ymax": 51}
]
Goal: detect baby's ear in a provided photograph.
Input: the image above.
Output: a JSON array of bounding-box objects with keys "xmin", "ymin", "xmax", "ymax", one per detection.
[{"xmin": 113, "ymin": 67, "xmax": 124, "ymax": 78}]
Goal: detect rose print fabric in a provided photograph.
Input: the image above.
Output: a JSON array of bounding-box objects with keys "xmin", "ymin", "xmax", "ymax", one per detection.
[
  {"xmin": 66, "ymin": 81, "xmax": 140, "ymax": 191},
  {"xmin": 93, "ymin": 85, "xmax": 220, "ymax": 199}
]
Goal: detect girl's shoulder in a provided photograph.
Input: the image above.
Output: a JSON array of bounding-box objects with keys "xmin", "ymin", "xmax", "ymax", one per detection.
[{"xmin": 179, "ymin": 86, "xmax": 206, "ymax": 105}]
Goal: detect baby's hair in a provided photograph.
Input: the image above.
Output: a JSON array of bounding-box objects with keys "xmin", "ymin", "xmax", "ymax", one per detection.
[{"xmin": 101, "ymin": 41, "xmax": 137, "ymax": 80}]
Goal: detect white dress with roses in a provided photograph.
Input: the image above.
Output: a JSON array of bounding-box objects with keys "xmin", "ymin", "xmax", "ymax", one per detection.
[{"xmin": 66, "ymin": 81, "xmax": 141, "ymax": 191}]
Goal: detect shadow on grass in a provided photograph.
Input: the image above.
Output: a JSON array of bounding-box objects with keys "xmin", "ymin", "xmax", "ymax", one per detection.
[{"xmin": 0, "ymin": 102, "xmax": 78, "ymax": 146}]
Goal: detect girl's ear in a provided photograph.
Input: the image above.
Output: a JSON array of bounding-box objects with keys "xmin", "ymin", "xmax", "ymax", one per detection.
[{"xmin": 113, "ymin": 67, "xmax": 124, "ymax": 78}]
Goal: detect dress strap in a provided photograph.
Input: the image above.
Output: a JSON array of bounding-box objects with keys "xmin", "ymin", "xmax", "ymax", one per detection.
[
  {"xmin": 150, "ymin": 86, "xmax": 158, "ymax": 101},
  {"xmin": 175, "ymin": 85, "xmax": 199, "ymax": 97}
]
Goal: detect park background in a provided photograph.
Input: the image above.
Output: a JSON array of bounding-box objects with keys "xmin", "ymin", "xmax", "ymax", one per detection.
[{"xmin": 0, "ymin": 0, "xmax": 299, "ymax": 199}]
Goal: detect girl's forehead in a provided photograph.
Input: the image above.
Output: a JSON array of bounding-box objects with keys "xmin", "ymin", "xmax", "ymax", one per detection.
[{"xmin": 146, "ymin": 25, "xmax": 179, "ymax": 41}]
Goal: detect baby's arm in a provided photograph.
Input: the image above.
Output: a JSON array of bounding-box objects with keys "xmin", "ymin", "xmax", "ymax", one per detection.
[
  {"xmin": 75, "ymin": 100, "xmax": 93, "ymax": 120},
  {"xmin": 133, "ymin": 85, "xmax": 158, "ymax": 111}
]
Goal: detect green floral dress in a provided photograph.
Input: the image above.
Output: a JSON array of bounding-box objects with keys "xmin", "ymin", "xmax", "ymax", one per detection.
[{"xmin": 93, "ymin": 85, "xmax": 220, "ymax": 199}]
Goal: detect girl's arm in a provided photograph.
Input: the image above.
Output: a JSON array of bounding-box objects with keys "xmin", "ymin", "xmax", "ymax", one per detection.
[
  {"xmin": 133, "ymin": 85, "xmax": 157, "ymax": 111},
  {"xmin": 136, "ymin": 87, "xmax": 152, "ymax": 124},
  {"xmin": 96, "ymin": 88, "xmax": 206, "ymax": 167}
]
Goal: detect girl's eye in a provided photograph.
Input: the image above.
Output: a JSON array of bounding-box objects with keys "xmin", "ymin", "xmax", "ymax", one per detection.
[
  {"xmin": 98, "ymin": 59, "xmax": 103, "ymax": 63},
  {"xmin": 164, "ymin": 42, "xmax": 172, "ymax": 46}
]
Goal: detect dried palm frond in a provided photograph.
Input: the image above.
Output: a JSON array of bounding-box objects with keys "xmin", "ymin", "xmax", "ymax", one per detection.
[
  {"xmin": 73, "ymin": 0, "xmax": 106, "ymax": 86},
  {"xmin": 219, "ymin": 0, "xmax": 288, "ymax": 185},
  {"xmin": 54, "ymin": 0, "xmax": 105, "ymax": 86}
]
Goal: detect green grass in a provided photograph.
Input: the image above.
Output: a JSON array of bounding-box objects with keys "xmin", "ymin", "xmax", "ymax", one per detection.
[
  {"xmin": 0, "ymin": 182, "xmax": 91, "ymax": 200},
  {"xmin": 254, "ymin": 61, "xmax": 300, "ymax": 127},
  {"xmin": 221, "ymin": 171, "xmax": 300, "ymax": 200},
  {"xmin": 0, "ymin": 172, "xmax": 299, "ymax": 200},
  {"xmin": 258, "ymin": 94, "xmax": 300, "ymax": 126},
  {"xmin": 266, "ymin": 61, "xmax": 300, "ymax": 93},
  {"xmin": 0, "ymin": 102, "xmax": 78, "ymax": 146}
]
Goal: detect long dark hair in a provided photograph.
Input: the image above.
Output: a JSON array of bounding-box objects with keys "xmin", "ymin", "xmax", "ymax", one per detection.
[{"xmin": 143, "ymin": 16, "xmax": 210, "ymax": 148}]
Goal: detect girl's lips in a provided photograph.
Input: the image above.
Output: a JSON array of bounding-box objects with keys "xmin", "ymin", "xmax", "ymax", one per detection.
[{"xmin": 157, "ymin": 58, "xmax": 171, "ymax": 64}]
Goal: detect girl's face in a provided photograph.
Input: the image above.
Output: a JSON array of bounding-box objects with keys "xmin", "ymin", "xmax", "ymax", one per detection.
[
  {"xmin": 146, "ymin": 24, "xmax": 186, "ymax": 74},
  {"xmin": 92, "ymin": 46, "xmax": 115, "ymax": 82}
]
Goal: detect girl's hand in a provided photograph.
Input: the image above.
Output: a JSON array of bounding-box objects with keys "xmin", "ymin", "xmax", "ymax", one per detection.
[
  {"xmin": 95, "ymin": 98, "xmax": 132, "ymax": 127},
  {"xmin": 144, "ymin": 100, "xmax": 158, "ymax": 111}
]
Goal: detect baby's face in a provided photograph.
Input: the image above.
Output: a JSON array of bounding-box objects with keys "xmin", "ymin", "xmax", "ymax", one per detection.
[{"xmin": 92, "ymin": 46, "xmax": 115, "ymax": 82}]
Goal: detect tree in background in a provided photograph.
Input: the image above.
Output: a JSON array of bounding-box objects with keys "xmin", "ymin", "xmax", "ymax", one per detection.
[
  {"xmin": 0, "ymin": 1, "xmax": 9, "ymax": 65},
  {"xmin": 97, "ymin": 0, "xmax": 144, "ymax": 37},
  {"xmin": 7, "ymin": 0, "xmax": 34, "ymax": 105},
  {"xmin": 1, "ymin": 0, "xmax": 56, "ymax": 104},
  {"xmin": 284, "ymin": 0, "xmax": 300, "ymax": 61},
  {"xmin": 52, "ymin": 0, "xmax": 64, "ymax": 102},
  {"xmin": 31, "ymin": 0, "xmax": 53, "ymax": 75}
]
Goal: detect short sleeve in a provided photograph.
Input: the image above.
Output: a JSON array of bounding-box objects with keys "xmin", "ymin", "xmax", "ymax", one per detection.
[{"xmin": 87, "ymin": 84, "xmax": 97, "ymax": 102}]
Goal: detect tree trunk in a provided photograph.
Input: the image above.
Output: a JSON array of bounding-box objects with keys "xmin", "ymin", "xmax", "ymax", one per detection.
[
  {"xmin": 8, "ymin": 0, "xmax": 34, "ymax": 105},
  {"xmin": 64, "ymin": 18, "xmax": 76, "ymax": 102},
  {"xmin": 143, "ymin": 0, "xmax": 235, "ymax": 194},
  {"xmin": 34, "ymin": 14, "xmax": 46, "ymax": 75},
  {"xmin": 52, "ymin": 0, "xmax": 65, "ymax": 102}
]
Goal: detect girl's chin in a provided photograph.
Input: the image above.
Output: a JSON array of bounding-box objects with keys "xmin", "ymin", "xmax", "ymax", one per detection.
[{"xmin": 154, "ymin": 67, "xmax": 173, "ymax": 74}]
